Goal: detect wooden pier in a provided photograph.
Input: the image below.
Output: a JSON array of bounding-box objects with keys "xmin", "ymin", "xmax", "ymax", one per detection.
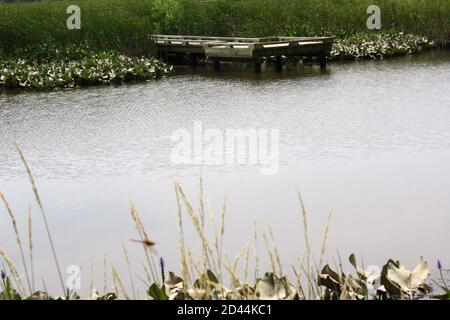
[{"xmin": 151, "ymin": 35, "xmax": 334, "ymax": 72}]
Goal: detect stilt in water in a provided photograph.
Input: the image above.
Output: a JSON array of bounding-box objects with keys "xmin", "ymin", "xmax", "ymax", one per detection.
[
  {"xmin": 254, "ymin": 60, "xmax": 262, "ymax": 73},
  {"xmin": 189, "ymin": 54, "xmax": 198, "ymax": 67},
  {"xmin": 319, "ymin": 55, "xmax": 327, "ymax": 69},
  {"xmin": 276, "ymin": 55, "xmax": 283, "ymax": 72},
  {"xmin": 213, "ymin": 59, "xmax": 221, "ymax": 71}
]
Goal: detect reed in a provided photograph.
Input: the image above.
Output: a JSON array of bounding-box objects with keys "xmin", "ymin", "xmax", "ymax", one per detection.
[
  {"xmin": 295, "ymin": 186, "xmax": 314, "ymax": 298},
  {"xmin": 121, "ymin": 241, "xmax": 136, "ymax": 299},
  {"xmin": 27, "ymin": 207, "xmax": 35, "ymax": 292},
  {"xmin": 129, "ymin": 202, "xmax": 159, "ymax": 285},
  {"xmin": 111, "ymin": 264, "xmax": 129, "ymax": 300},
  {"xmin": 174, "ymin": 180, "xmax": 190, "ymax": 289},
  {"xmin": 0, "ymin": 192, "xmax": 32, "ymax": 293},
  {"xmin": 319, "ymin": 207, "xmax": 333, "ymax": 268},
  {"xmin": 0, "ymin": 0, "xmax": 448, "ymax": 55},
  {"xmin": 0, "ymin": 247, "xmax": 25, "ymax": 296},
  {"xmin": 13, "ymin": 142, "xmax": 66, "ymax": 297},
  {"xmin": 252, "ymin": 217, "xmax": 260, "ymax": 282},
  {"xmin": 89, "ymin": 254, "xmax": 94, "ymax": 298}
]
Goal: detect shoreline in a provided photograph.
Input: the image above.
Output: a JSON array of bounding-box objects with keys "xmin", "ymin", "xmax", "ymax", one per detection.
[{"xmin": 0, "ymin": 33, "xmax": 444, "ymax": 92}]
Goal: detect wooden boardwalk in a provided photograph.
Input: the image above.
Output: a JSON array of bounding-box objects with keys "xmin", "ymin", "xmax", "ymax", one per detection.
[{"xmin": 151, "ymin": 35, "xmax": 334, "ymax": 72}]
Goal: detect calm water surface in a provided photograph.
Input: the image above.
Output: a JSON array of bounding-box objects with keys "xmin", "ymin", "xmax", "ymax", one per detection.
[{"xmin": 1, "ymin": 51, "xmax": 450, "ymax": 294}]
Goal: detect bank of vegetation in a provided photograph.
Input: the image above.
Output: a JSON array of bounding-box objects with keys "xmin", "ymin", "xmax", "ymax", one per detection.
[{"xmin": 0, "ymin": 0, "xmax": 448, "ymax": 90}]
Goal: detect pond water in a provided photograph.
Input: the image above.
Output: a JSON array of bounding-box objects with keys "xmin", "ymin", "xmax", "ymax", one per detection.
[{"xmin": 1, "ymin": 50, "xmax": 450, "ymax": 295}]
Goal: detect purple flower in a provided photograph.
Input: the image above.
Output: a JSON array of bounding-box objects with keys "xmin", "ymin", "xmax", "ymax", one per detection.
[
  {"xmin": 159, "ymin": 257, "xmax": 166, "ymax": 283},
  {"xmin": 437, "ymin": 260, "xmax": 443, "ymax": 270},
  {"xmin": 0, "ymin": 269, "xmax": 6, "ymax": 280}
]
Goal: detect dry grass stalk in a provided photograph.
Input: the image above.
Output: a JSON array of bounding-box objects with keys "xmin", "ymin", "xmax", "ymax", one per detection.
[
  {"xmin": 0, "ymin": 192, "xmax": 32, "ymax": 293},
  {"xmin": 262, "ymin": 231, "xmax": 277, "ymax": 275},
  {"xmin": 89, "ymin": 254, "xmax": 94, "ymax": 299},
  {"xmin": 175, "ymin": 183, "xmax": 215, "ymax": 272},
  {"xmin": 0, "ymin": 247, "xmax": 25, "ymax": 295},
  {"xmin": 208, "ymin": 199, "xmax": 221, "ymax": 278},
  {"xmin": 295, "ymin": 186, "xmax": 312, "ymax": 297},
  {"xmin": 198, "ymin": 175, "xmax": 205, "ymax": 229},
  {"xmin": 129, "ymin": 202, "xmax": 158, "ymax": 284},
  {"xmin": 111, "ymin": 265, "xmax": 129, "ymax": 300},
  {"xmin": 252, "ymin": 217, "xmax": 260, "ymax": 282},
  {"xmin": 268, "ymin": 226, "xmax": 283, "ymax": 276},
  {"xmin": 187, "ymin": 247, "xmax": 201, "ymax": 283},
  {"xmin": 103, "ymin": 255, "xmax": 108, "ymax": 294},
  {"xmin": 121, "ymin": 241, "xmax": 136, "ymax": 299},
  {"xmin": 218, "ymin": 196, "xmax": 227, "ymax": 276},
  {"xmin": 319, "ymin": 206, "xmax": 333, "ymax": 268},
  {"xmin": 294, "ymin": 255, "xmax": 307, "ymax": 298},
  {"xmin": 140, "ymin": 260, "xmax": 151, "ymax": 285},
  {"xmin": 232, "ymin": 244, "xmax": 247, "ymax": 278},
  {"xmin": 174, "ymin": 180, "xmax": 190, "ymax": 288},
  {"xmin": 224, "ymin": 255, "xmax": 240, "ymax": 289},
  {"xmin": 243, "ymin": 243, "xmax": 250, "ymax": 283},
  {"xmin": 14, "ymin": 142, "xmax": 65, "ymax": 296},
  {"xmin": 27, "ymin": 206, "xmax": 35, "ymax": 292}
]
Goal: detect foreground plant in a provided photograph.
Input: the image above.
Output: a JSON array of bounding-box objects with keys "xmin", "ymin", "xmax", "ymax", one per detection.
[
  {"xmin": 431, "ymin": 260, "xmax": 450, "ymax": 300},
  {"xmin": 142, "ymin": 255, "xmax": 432, "ymax": 300},
  {"xmin": 0, "ymin": 146, "xmax": 441, "ymax": 300}
]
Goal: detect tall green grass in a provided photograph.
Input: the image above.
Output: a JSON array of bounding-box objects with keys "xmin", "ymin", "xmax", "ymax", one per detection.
[{"xmin": 0, "ymin": 0, "xmax": 449, "ymax": 55}]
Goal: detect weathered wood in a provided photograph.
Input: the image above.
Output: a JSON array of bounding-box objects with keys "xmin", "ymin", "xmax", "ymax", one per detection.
[{"xmin": 150, "ymin": 35, "xmax": 334, "ymax": 72}]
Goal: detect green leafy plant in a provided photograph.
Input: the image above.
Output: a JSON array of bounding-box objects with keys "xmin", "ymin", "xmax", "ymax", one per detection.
[
  {"xmin": 431, "ymin": 260, "xmax": 450, "ymax": 300},
  {"xmin": 0, "ymin": 44, "xmax": 171, "ymax": 91}
]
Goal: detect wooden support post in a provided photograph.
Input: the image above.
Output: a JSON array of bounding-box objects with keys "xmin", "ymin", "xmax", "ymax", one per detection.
[
  {"xmin": 213, "ymin": 59, "xmax": 221, "ymax": 71},
  {"xmin": 276, "ymin": 55, "xmax": 283, "ymax": 72},
  {"xmin": 175, "ymin": 53, "xmax": 185, "ymax": 65},
  {"xmin": 189, "ymin": 54, "xmax": 198, "ymax": 67},
  {"xmin": 319, "ymin": 55, "xmax": 327, "ymax": 69},
  {"xmin": 254, "ymin": 60, "xmax": 262, "ymax": 73}
]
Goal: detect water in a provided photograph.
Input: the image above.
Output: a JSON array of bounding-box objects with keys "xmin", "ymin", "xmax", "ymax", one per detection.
[{"xmin": 1, "ymin": 51, "xmax": 450, "ymax": 295}]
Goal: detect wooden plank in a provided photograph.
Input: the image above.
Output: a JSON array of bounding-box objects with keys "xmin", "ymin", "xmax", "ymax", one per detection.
[
  {"xmin": 151, "ymin": 34, "xmax": 265, "ymax": 42},
  {"xmin": 151, "ymin": 34, "xmax": 330, "ymax": 44},
  {"xmin": 205, "ymin": 47, "xmax": 254, "ymax": 59},
  {"xmin": 253, "ymin": 43, "xmax": 332, "ymax": 58}
]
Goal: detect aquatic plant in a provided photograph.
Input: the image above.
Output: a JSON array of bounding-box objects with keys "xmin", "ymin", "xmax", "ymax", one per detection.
[
  {"xmin": 331, "ymin": 33, "xmax": 435, "ymax": 60},
  {"xmin": 139, "ymin": 255, "xmax": 433, "ymax": 300},
  {"xmin": 0, "ymin": 44, "xmax": 171, "ymax": 91}
]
